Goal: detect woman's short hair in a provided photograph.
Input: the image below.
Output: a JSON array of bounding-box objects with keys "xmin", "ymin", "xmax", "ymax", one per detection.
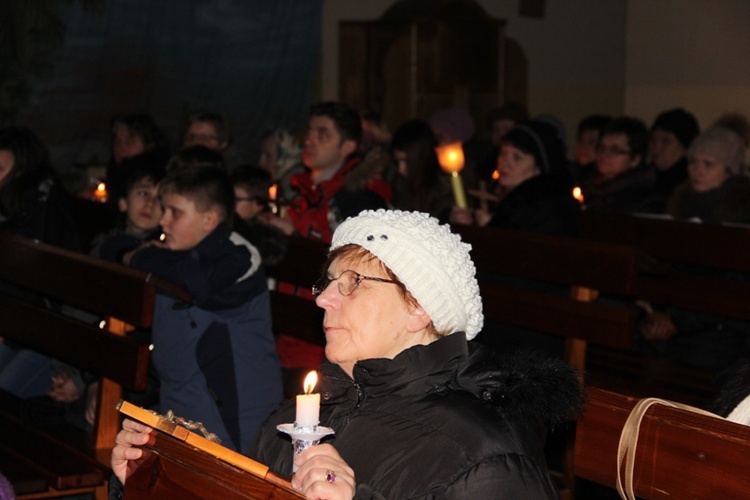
[{"xmin": 323, "ymin": 244, "xmax": 441, "ymax": 338}]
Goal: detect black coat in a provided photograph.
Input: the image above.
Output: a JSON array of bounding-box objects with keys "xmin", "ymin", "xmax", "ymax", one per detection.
[
  {"xmin": 488, "ymin": 172, "xmax": 580, "ymax": 237},
  {"xmin": 581, "ymin": 166, "xmax": 664, "ymax": 214},
  {"xmin": 666, "ymin": 175, "xmax": 750, "ymax": 224},
  {"xmin": 251, "ymin": 333, "xmax": 581, "ymax": 499},
  {"xmin": 0, "ymin": 175, "xmax": 79, "ymax": 251}
]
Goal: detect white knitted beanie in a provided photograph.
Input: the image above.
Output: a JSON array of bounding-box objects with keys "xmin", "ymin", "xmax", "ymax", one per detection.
[{"xmin": 331, "ymin": 209, "xmax": 484, "ymax": 340}]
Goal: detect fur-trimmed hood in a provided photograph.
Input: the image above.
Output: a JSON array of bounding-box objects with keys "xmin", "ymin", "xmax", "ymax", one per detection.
[{"xmin": 455, "ymin": 340, "xmax": 583, "ymax": 429}]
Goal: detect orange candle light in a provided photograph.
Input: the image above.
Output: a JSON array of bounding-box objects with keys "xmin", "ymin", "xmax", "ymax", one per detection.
[
  {"xmin": 295, "ymin": 371, "xmax": 320, "ymax": 428},
  {"xmin": 572, "ymin": 186, "xmax": 584, "ymax": 204},
  {"xmin": 435, "ymin": 141, "xmax": 468, "ymax": 209},
  {"xmin": 268, "ymin": 183, "xmax": 279, "ymax": 214},
  {"xmin": 93, "ymin": 182, "xmax": 108, "ymax": 203}
]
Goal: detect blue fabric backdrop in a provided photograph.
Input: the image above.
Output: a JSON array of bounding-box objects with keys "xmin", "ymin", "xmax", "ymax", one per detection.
[{"xmin": 16, "ymin": 0, "xmax": 323, "ymax": 175}]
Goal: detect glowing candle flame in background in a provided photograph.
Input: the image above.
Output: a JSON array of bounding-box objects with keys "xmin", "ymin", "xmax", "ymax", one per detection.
[
  {"xmin": 268, "ymin": 183, "xmax": 279, "ymax": 214},
  {"xmin": 93, "ymin": 182, "xmax": 108, "ymax": 202},
  {"xmin": 435, "ymin": 142, "xmax": 468, "ymax": 209},
  {"xmin": 572, "ymin": 186, "xmax": 584, "ymax": 204}
]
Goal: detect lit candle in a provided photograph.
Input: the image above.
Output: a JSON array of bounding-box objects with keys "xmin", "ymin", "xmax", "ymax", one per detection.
[
  {"xmin": 268, "ymin": 183, "xmax": 279, "ymax": 214},
  {"xmin": 93, "ymin": 182, "xmax": 108, "ymax": 203},
  {"xmin": 572, "ymin": 186, "xmax": 584, "ymax": 204},
  {"xmin": 295, "ymin": 371, "xmax": 320, "ymax": 429},
  {"xmin": 435, "ymin": 142, "xmax": 468, "ymax": 209}
]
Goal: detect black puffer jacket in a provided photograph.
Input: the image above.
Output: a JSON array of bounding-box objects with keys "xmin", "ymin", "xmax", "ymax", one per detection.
[
  {"xmin": 488, "ymin": 171, "xmax": 580, "ymax": 237},
  {"xmin": 251, "ymin": 333, "xmax": 582, "ymax": 499}
]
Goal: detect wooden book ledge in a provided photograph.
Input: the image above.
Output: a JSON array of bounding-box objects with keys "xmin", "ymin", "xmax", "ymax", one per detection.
[{"xmin": 118, "ymin": 401, "xmax": 303, "ymax": 499}]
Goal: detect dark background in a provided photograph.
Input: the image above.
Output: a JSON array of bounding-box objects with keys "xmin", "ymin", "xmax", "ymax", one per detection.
[{"xmin": 1, "ymin": 0, "xmax": 323, "ymax": 184}]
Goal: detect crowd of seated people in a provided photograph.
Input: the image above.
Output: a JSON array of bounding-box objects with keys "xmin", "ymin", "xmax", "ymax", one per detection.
[{"xmin": 2, "ymin": 100, "xmax": 750, "ymax": 496}]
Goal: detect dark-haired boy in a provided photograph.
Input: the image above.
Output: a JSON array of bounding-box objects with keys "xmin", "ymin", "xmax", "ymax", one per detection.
[
  {"xmin": 90, "ymin": 152, "xmax": 165, "ymax": 262},
  {"xmin": 128, "ymin": 165, "xmax": 282, "ymax": 453},
  {"xmin": 230, "ymin": 164, "xmax": 287, "ymax": 268}
]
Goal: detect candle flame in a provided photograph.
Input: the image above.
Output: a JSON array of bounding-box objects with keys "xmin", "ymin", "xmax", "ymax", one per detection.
[
  {"xmin": 435, "ymin": 142, "xmax": 465, "ymax": 174},
  {"xmin": 491, "ymin": 169, "xmax": 500, "ymax": 180},
  {"xmin": 268, "ymin": 183, "xmax": 277, "ymax": 201},
  {"xmin": 572, "ymin": 186, "xmax": 584, "ymax": 204},
  {"xmin": 303, "ymin": 371, "xmax": 318, "ymax": 394},
  {"xmin": 96, "ymin": 182, "xmax": 107, "ymax": 194}
]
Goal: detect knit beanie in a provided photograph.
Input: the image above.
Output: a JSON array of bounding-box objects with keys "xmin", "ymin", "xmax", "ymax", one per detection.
[
  {"xmin": 502, "ymin": 120, "xmax": 566, "ymax": 174},
  {"xmin": 652, "ymin": 108, "xmax": 700, "ymax": 149},
  {"xmin": 689, "ymin": 126, "xmax": 746, "ymax": 175},
  {"xmin": 331, "ymin": 209, "xmax": 484, "ymax": 340}
]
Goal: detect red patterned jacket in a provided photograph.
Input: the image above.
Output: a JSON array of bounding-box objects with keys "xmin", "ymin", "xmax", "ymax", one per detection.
[{"xmin": 286, "ymin": 153, "xmax": 392, "ymax": 243}]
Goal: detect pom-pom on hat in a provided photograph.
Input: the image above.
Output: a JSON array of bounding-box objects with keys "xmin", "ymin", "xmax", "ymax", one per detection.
[{"xmin": 331, "ymin": 209, "xmax": 484, "ymax": 340}]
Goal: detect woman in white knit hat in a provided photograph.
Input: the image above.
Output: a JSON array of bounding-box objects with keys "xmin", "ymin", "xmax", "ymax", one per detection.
[
  {"xmin": 666, "ymin": 126, "xmax": 750, "ymax": 223},
  {"xmin": 111, "ymin": 209, "xmax": 581, "ymax": 499}
]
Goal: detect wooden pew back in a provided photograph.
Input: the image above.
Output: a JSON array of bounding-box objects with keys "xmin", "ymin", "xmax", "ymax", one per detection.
[
  {"xmin": 266, "ymin": 228, "xmax": 645, "ymax": 354},
  {"xmin": 575, "ymin": 387, "xmax": 750, "ymax": 499},
  {"xmin": 265, "ymin": 236, "xmax": 327, "ymax": 346},
  {"xmin": 581, "ymin": 211, "xmax": 750, "ymax": 320},
  {"xmin": 0, "ymin": 232, "xmax": 186, "ymax": 498}
]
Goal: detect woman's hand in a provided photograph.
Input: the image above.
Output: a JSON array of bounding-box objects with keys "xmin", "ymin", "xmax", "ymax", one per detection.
[
  {"xmin": 257, "ymin": 212, "xmax": 296, "ymax": 236},
  {"xmin": 47, "ymin": 371, "xmax": 80, "ymax": 402},
  {"xmin": 640, "ymin": 311, "xmax": 678, "ymax": 341},
  {"xmin": 291, "ymin": 444, "xmax": 355, "ymax": 500},
  {"xmin": 111, "ymin": 418, "xmax": 152, "ymax": 485},
  {"xmin": 449, "ymin": 206, "xmax": 474, "ymax": 225},
  {"xmin": 85, "ymin": 381, "xmax": 99, "ymax": 426}
]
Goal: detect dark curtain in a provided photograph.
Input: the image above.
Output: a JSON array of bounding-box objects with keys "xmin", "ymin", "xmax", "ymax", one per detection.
[{"xmin": 14, "ymin": 0, "xmax": 323, "ymax": 175}]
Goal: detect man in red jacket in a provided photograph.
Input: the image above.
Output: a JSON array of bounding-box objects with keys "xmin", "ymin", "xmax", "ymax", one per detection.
[
  {"xmin": 260, "ymin": 102, "xmax": 392, "ymax": 393},
  {"xmin": 263, "ymin": 101, "xmax": 391, "ymax": 243}
]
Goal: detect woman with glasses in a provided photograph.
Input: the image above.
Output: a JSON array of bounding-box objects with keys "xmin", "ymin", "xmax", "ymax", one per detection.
[
  {"xmin": 111, "ymin": 209, "xmax": 582, "ymax": 499},
  {"xmin": 580, "ymin": 116, "xmax": 664, "ymax": 214}
]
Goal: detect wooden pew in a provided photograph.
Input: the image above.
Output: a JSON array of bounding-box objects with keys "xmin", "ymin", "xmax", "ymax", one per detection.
[
  {"xmin": 0, "ymin": 232, "xmax": 188, "ymax": 499},
  {"xmin": 453, "ymin": 224, "xmax": 645, "ymax": 371},
  {"xmin": 581, "ymin": 211, "xmax": 750, "ymax": 319},
  {"xmin": 574, "ymin": 387, "xmax": 750, "ymax": 499},
  {"xmin": 264, "ymin": 235, "xmax": 328, "ymax": 347},
  {"xmin": 580, "ymin": 211, "xmax": 750, "ymax": 406},
  {"xmin": 268, "ymin": 228, "xmax": 646, "ymax": 367}
]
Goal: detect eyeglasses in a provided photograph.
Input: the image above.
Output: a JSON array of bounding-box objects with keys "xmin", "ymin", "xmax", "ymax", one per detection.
[
  {"xmin": 595, "ymin": 145, "xmax": 631, "ymax": 157},
  {"xmin": 312, "ymin": 270, "xmax": 397, "ymax": 297}
]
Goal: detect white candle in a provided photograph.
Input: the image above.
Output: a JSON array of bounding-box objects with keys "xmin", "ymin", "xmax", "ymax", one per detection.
[{"xmin": 295, "ymin": 371, "xmax": 320, "ymax": 428}]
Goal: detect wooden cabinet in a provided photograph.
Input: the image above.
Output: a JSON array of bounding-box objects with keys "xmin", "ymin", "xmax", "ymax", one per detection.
[{"xmin": 339, "ymin": 0, "xmax": 525, "ymax": 138}]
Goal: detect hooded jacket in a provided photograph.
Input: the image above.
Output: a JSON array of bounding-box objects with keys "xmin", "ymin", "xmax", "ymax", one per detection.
[
  {"xmin": 251, "ymin": 333, "xmax": 582, "ymax": 499},
  {"xmin": 131, "ymin": 225, "xmax": 283, "ymax": 453}
]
